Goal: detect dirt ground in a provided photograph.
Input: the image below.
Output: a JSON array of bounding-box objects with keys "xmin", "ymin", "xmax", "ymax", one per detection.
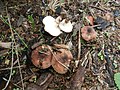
[{"xmin": 0, "ymin": 0, "xmax": 120, "ymax": 90}]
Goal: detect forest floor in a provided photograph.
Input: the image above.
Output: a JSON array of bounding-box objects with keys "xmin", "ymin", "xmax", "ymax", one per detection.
[{"xmin": 0, "ymin": 0, "xmax": 120, "ymax": 90}]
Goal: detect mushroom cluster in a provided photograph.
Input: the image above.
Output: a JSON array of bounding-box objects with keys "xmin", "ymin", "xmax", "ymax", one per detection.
[
  {"xmin": 31, "ymin": 44, "xmax": 73, "ymax": 74},
  {"xmin": 42, "ymin": 16, "xmax": 73, "ymax": 36}
]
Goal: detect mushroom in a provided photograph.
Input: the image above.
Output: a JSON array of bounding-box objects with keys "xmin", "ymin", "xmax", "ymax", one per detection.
[
  {"xmin": 31, "ymin": 45, "xmax": 52, "ymax": 69},
  {"xmin": 81, "ymin": 26, "xmax": 97, "ymax": 41},
  {"xmin": 42, "ymin": 16, "xmax": 55, "ymax": 25},
  {"xmin": 42, "ymin": 16, "xmax": 62, "ymax": 36},
  {"xmin": 51, "ymin": 49, "xmax": 73, "ymax": 74},
  {"xmin": 59, "ymin": 19, "xmax": 73, "ymax": 33},
  {"xmin": 86, "ymin": 16, "xmax": 94, "ymax": 25},
  {"xmin": 55, "ymin": 16, "xmax": 62, "ymax": 24}
]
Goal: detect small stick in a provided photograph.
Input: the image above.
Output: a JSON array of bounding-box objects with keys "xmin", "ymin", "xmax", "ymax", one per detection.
[
  {"xmin": 2, "ymin": 7, "xmax": 14, "ymax": 90},
  {"xmin": 47, "ymin": 45, "xmax": 70, "ymax": 71},
  {"xmin": 40, "ymin": 73, "xmax": 52, "ymax": 86},
  {"xmin": 77, "ymin": 27, "xmax": 81, "ymax": 60},
  {"xmin": 2, "ymin": 78, "xmax": 22, "ymax": 89},
  {"xmin": 0, "ymin": 65, "xmax": 26, "ymax": 71}
]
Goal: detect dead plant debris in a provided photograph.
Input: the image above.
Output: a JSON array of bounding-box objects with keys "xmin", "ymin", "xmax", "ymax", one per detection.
[{"xmin": 0, "ymin": 0, "xmax": 120, "ymax": 90}]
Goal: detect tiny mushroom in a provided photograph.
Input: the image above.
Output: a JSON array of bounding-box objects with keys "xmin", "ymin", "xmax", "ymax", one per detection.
[
  {"xmin": 81, "ymin": 26, "xmax": 97, "ymax": 41},
  {"xmin": 59, "ymin": 19, "xmax": 73, "ymax": 33},
  {"xmin": 42, "ymin": 16, "xmax": 62, "ymax": 36},
  {"xmin": 52, "ymin": 49, "xmax": 73, "ymax": 74},
  {"xmin": 86, "ymin": 16, "xmax": 94, "ymax": 25},
  {"xmin": 31, "ymin": 45, "xmax": 52, "ymax": 69}
]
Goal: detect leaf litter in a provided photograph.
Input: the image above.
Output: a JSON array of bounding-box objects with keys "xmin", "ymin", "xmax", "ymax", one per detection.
[{"xmin": 0, "ymin": 0, "xmax": 120, "ymax": 90}]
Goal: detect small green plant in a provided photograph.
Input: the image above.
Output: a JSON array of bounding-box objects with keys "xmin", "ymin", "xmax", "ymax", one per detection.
[
  {"xmin": 98, "ymin": 50, "xmax": 104, "ymax": 60},
  {"xmin": 60, "ymin": 0, "xmax": 65, "ymax": 3},
  {"xmin": 104, "ymin": 32, "xmax": 109, "ymax": 38},
  {"xmin": 11, "ymin": 70, "xmax": 16, "ymax": 76},
  {"xmin": 28, "ymin": 14, "xmax": 35, "ymax": 31},
  {"xmin": 114, "ymin": 73, "xmax": 120, "ymax": 89},
  {"xmin": 13, "ymin": 87, "xmax": 20, "ymax": 90},
  {"xmin": 118, "ymin": 45, "xmax": 120, "ymax": 50}
]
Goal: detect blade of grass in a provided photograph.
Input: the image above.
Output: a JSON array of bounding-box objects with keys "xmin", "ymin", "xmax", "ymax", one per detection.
[
  {"xmin": 2, "ymin": 7, "xmax": 25, "ymax": 90},
  {"xmin": 0, "ymin": 15, "xmax": 28, "ymax": 48},
  {"xmin": 2, "ymin": 8, "xmax": 14, "ymax": 90}
]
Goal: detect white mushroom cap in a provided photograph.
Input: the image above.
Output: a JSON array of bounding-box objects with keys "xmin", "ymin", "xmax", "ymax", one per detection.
[
  {"xmin": 59, "ymin": 19, "xmax": 73, "ymax": 33},
  {"xmin": 44, "ymin": 25, "xmax": 62, "ymax": 36},
  {"xmin": 43, "ymin": 16, "xmax": 55, "ymax": 25},
  {"xmin": 42, "ymin": 16, "xmax": 62, "ymax": 36}
]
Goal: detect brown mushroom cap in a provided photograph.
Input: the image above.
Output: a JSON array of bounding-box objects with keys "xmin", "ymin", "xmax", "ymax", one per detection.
[
  {"xmin": 86, "ymin": 16, "xmax": 94, "ymax": 25},
  {"xmin": 51, "ymin": 49, "xmax": 73, "ymax": 74},
  {"xmin": 31, "ymin": 45, "xmax": 52, "ymax": 69},
  {"xmin": 81, "ymin": 26, "xmax": 97, "ymax": 41}
]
